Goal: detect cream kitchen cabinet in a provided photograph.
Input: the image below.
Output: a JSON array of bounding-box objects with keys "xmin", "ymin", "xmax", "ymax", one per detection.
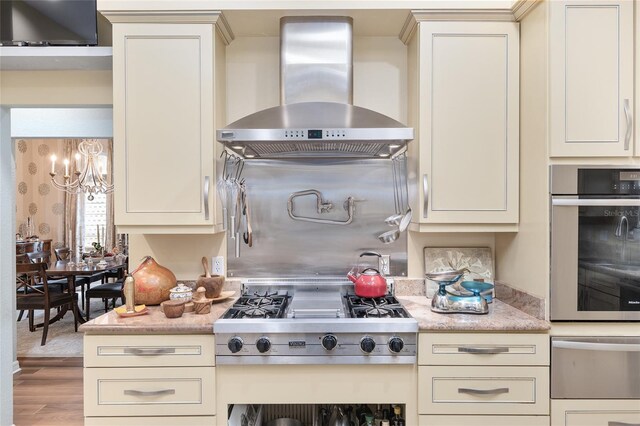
[
  {"xmin": 83, "ymin": 334, "xmax": 216, "ymax": 424},
  {"xmin": 105, "ymin": 11, "xmax": 229, "ymax": 234},
  {"xmin": 549, "ymin": 0, "xmax": 635, "ymax": 157},
  {"xmin": 551, "ymin": 399, "xmax": 640, "ymax": 426},
  {"xmin": 403, "ymin": 18, "xmax": 519, "ymax": 230},
  {"xmin": 418, "ymin": 333, "xmax": 550, "ymax": 421}
]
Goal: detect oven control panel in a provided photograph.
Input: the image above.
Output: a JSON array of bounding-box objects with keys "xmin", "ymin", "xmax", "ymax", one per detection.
[{"xmin": 215, "ymin": 332, "xmax": 417, "ymax": 364}]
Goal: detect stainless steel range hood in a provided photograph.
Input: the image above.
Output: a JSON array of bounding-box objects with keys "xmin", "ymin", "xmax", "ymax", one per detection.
[{"xmin": 217, "ymin": 17, "xmax": 413, "ymax": 159}]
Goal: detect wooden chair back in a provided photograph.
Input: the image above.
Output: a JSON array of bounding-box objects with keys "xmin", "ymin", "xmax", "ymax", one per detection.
[
  {"xmin": 16, "ymin": 253, "xmax": 30, "ymax": 264},
  {"xmin": 16, "ymin": 262, "xmax": 49, "ymax": 297},
  {"xmin": 54, "ymin": 247, "xmax": 71, "ymax": 261},
  {"xmin": 27, "ymin": 251, "xmax": 51, "ymax": 266}
]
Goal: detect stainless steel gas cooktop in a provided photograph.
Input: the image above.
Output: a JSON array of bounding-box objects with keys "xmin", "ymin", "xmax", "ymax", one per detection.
[{"xmin": 214, "ymin": 278, "xmax": 418, "ymax": 365}]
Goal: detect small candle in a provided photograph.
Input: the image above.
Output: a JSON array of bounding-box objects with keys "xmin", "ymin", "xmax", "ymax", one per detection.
[
  {"xmin": 63, "ymin": 158, "xmax": 69, "ymax": 176},
  {"xmin": 74, "ymin": 153, "xmax": 81, "ymax": 170},
  {"xmin": 96, "ymin": 225, "xmax": 100, "ymax": 245},
  {"xmin": 50, "ymin": 155, "xmax": 56, "ymax": 174}
]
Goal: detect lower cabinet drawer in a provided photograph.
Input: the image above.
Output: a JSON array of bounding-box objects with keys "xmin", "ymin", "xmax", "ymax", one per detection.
[
  {"xmin": 419, "ymin": 366, "xmax": 549, "ymax": 415},
  {"xmin": 419, "ymin": 415, "xmax": 550, "ymax": 426},
  {"xmin": 84, "ymin": 334, "xmax": 215, "ymax": 368},
  {"xmin": 84, "ymin": 367, "xmax": 215, "ymax": 417},
  {"xmin": 551, "ymin": 399, "xmax": 640, "ymax": 426},
  {"xmin": 85, "ymin": 416, "xmax": 216, "ymax": 425}
]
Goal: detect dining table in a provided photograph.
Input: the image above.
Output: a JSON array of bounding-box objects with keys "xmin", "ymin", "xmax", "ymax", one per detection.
[{"xmin": 46, "ymin": 258, "xmax": 127, "ymax": 324}]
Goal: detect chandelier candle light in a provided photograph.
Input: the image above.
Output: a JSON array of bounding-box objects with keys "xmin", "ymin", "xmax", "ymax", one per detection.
[{"xmin": 49, "ymin": 139, "xmax": 114, "ymax": 201}]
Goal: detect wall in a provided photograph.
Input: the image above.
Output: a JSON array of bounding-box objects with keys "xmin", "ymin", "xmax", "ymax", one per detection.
[
  {"xmin": 129, "ymin": 234, "xmax": 225, "ymax": 280},
  {"xmin": 0, "ymin": 70, "xmax": 113, "ymax": 425},
  {"xmin": 0, "ymin": 107, "xmax": 16, "ymax": 426},
  {"xmin": 225, "ymin": 35, "xmax": 408, "ymax": 123},
  {"xmin": 0, "ymin": 70, "xmax": 113, "ymax": 106},
  {"xmin": 14, "ymin": 138, "xmax": 66, "ymax": 246},
  {"xmin": 495, "ymin": 2, "xmax": 549, "ymax": 300}
]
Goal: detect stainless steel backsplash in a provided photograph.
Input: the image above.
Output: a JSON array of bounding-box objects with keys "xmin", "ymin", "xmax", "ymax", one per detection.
[{"xmin": 227, "ymin": 159, "xmax": 407, "ymax": 277}]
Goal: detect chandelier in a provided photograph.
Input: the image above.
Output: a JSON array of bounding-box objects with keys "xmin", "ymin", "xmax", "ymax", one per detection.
[{"xmin": 49, "ymin": 139, "xmax": 114, "ymax": 201}]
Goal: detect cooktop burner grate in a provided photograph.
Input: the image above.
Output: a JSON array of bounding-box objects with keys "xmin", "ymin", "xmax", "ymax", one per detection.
[
  {"xmin": 346, "ymin": 295, "xmax": 410, "ymax": 319},
  {"xmin": 223, "ymin": 292, "xmax": 290, "ymax": 319}
]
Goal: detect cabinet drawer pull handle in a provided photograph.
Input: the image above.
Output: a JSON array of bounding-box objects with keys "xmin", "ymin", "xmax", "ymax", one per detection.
[
  {"xmin": 423, "ymin": 174, "xmax": 429, "ymax": 218},
  {"xmin": 458, "ymin": 346, "xmax": 509, "ymax": 354},
  {"xmin": 624, "ymin": 99, "xmax": 632, "ymax": 151},
  {"xmin": 609, "ymin": 422, "xmax": 640, "ymax": 426},
  {"xmin": 458, "ymin": 387, "xmax": 509, "ymax": 395},
  {"xmin": 124, "ymin": 389, "xmax": 176, "ymax": 397},
  {"xmin": 123, "ymin": 347, "xmax": 176, "ymax": 356},
  {"xmin": 204, "ymin": 175, "xmax": 211, "ymax": 220}
]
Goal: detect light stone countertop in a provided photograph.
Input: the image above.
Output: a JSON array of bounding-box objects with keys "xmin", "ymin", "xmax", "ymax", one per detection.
[
  {"xmin": 80, "ymin": 293, "xmax": 549, "ymax": 335},
  {"xmin": 399, "ymin": 296, "xmax": 550, "ymax": 332},
  {"xmin": 79, "ymin": 296, "xmax": 237, "ymax": 334}
]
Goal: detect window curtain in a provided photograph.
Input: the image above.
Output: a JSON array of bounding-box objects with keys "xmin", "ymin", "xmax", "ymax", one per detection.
[
  {"xmin": 62, "ymin": 139, "xmax": 81, "ymax": 256},
  {"xmin": 104, "ymin": 139, "xmax": 116, "ymax": 251}
]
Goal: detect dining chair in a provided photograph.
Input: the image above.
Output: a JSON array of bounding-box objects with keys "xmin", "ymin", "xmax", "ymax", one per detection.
[
  {"xmin": 54, "ymin": 247, "xmax": 70, "ymax": 261},
  {"xmin": 85, "ymin": 279, "xmax": 125, "ymax": 320},
  {"xmin": 16, "ymin": 262, "xmax": 78, "ymax": 346},
  {"xmin": 104, "ymin": 256, "xmax": 128, "ymax": 282}
]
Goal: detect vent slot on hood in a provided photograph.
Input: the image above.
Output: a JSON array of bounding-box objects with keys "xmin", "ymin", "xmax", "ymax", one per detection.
[{"xmin": 217, "ymin": 16, "xmax": 413, "ymax": 159}]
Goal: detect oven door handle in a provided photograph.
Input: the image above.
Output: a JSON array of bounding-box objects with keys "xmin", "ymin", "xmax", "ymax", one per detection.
[
  {"xmin": 552, "ymin": 198, "xmax": 640, "ymax": 207},
  {"xmin": 553, "ymin": 341, "xmax": 640, "ymax": 352}
]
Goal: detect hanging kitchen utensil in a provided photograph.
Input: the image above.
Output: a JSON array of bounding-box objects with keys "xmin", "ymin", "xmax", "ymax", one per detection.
[
  {"xmin": 217, "ymin": 151, "xmax": 230, "ymax": 230},
  {"xmin": 347, "ymin": 251, "xmax": 388, "ymax": 298},
  {"xmin": 242, "ymin": 184, "xmax": 253, "ymax": 247},
  {"xmin": 384, "ymin": 155, "xmax": 402, "ymax": 226},
  {"xmin": 398, "ymin": 153, "xmax": 412, "ymax": 232}
]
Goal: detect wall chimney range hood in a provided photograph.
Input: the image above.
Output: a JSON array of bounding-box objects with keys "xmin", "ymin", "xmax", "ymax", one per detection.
[{"xmin": 217, "ymin": 17, "xmax": 414, "ymax": 159}]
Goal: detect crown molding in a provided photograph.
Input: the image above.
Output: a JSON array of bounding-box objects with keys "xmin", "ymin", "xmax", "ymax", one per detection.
[
  {"xmin": 102, "ymin": 10, "xmax": 222, "ymax": 24},
  {"xmin": 512, "ymin": 0, "xmax": 542, "ymax": 20},
  {"xmin": 215, "ymin": 12, "xmax": 235, "ymax": 45},
  {"xmin": 400, "ymin": 9, "xmax": 516, "ymax": 43}
]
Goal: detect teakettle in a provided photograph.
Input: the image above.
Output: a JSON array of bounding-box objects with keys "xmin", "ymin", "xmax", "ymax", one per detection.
[{"xmin": 347, "ymin": 251, "xmax": 388, "ymax": 298}]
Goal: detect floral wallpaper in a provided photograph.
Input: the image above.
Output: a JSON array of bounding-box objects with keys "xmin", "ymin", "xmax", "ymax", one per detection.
[{"xmin": 15, "ymin": 139, "xmax": 66, "ymax": 248}]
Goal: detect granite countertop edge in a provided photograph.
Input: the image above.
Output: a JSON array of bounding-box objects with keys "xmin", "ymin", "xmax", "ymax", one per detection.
[
  {"xmin": 399, "ymin": 296, "xmax": 550, "ymax": 332},
  {"xmin": 80, "ymin": 295, "xmax": 549, "ymax": 334}
]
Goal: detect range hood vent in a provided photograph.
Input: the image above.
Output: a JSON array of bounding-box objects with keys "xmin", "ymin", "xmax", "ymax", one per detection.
[{"xmin": 217, "ymin": 17, "xmax": 413, "ymax": 159}]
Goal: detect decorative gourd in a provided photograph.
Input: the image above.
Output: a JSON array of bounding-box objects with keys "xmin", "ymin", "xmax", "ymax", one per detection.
[{"xmin": 130, "ymin": 256, "xmax": 177, "ymax": 305}]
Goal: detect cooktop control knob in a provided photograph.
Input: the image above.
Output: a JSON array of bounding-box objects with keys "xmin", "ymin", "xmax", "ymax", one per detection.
[
  {"xmin": 228, "ymin": 337, "xmax": 243, "ymax": 353},
  {"xmin": 388, "ymin": 337, "xmax": 404, "ymax": 354},
  {"xmin": 321, "ymin": 334, "xmax": 338, "ymax": 351},
  {"xmin": 256, "ymin": 337, "xmax": 271, "ymax": 353},
  {"xmin": 360, "ymin": 336, "xmax": 376, "ymax": 354}
]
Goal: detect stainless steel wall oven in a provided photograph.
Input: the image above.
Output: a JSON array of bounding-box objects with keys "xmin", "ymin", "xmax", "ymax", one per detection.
[{"xmin": 551, "ymin": 165, "xmax": 640, "ymax": 321}]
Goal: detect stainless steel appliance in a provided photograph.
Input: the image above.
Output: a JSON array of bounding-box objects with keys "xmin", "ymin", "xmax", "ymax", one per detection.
[
  {"xmin": 214, "ymin": 278, "xmax": 418, "ymax": 365},
  {"xmin": 551, "ymin": 165, "xmax": 640, "ymax": 321},
  {"xmin": 552, "ymin": 336, "xmax": 640, "ymax": 399},
  {"xmin": 217, "ymin": 17, "xmax": 413, "ymax": 159}
]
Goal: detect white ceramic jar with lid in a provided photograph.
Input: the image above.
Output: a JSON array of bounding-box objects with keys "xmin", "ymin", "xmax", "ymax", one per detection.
[{"xmin": 169, "ymin": 282, "xmax": 193, "ymax": 302}]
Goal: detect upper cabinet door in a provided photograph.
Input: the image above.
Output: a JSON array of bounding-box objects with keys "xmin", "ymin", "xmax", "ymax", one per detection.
[
  {"xmin": 550, "ymin": 0, "xmax": 634, "ymax": 157},
  {"xmin": 112, "ymin": 22, "xmax": 216, "ymax": 232},
  {"xmin": 416, "ymin": 21, "xmax": 519, "ymax": 225}
]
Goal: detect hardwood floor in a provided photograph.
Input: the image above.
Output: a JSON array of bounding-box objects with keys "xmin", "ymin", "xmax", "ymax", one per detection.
[{"xmin": 13, "ymin": 357, "xmax": 84, "ymax": 426}]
